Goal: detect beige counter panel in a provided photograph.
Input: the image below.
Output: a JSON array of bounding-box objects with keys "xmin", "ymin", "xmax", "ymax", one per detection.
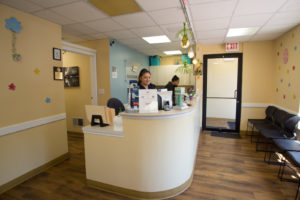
[{"xmin": 84, "ymin": 102, "xmax": 201, "ymax": 198}]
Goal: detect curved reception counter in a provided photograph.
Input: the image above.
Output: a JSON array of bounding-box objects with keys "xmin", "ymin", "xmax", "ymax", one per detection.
[{"xmin": 83, "ymin": 101, "xmax": 201, "ymax": 199}]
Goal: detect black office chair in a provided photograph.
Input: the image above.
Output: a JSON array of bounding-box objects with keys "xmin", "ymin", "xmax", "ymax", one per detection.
[{"xmin": 107, "ymin": 98, "xmax": 125, "ymax": 115}]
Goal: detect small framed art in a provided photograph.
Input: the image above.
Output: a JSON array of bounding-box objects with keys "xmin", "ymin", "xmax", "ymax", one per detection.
[
  {"xmin": 53, "ymin": 66, "xmax": 63, "ymax": 80},
  {"xmin": 53, "ymin": 48, "xmax": 61, "ymax": 60}
]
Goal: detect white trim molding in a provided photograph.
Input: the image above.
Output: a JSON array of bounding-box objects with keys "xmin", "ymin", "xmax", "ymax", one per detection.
[
  {"xmin": 62, "ymin": 41, "xmax": 98, "ymax": 105},
  {"xmin": 0, "ymin": 113, "xmax": 66, "ymax": 137}
]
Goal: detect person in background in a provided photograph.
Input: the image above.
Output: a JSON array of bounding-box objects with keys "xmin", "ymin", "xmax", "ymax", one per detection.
[
  {"xmin": 165, "ymin": 75, "xmax": 180, "ymax": 105},
  {"xmin": 138, "ymin": 68, "xmax": 155, "ymax": 89}
]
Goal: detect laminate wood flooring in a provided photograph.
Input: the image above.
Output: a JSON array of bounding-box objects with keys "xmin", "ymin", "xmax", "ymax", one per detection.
[{"xmin": 1, "ymin": 132, "xmax": 298, "ymax": 200}]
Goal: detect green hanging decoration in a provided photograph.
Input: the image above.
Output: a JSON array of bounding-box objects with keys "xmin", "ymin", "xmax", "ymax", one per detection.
[
  {"xmin": 5, "ymin": 17, "xmax": 23, "ymax": 62},
  {"xmin": 176, "ymin": 22, "xmax": 192, "ymax": 48}
]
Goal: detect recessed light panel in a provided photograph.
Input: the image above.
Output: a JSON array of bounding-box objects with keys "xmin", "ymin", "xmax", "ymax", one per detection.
[
  {"xmin": 164, "ymin": 50, "xmax": 182, "ymax": 55},
  {"xmin": 142, "ymin": 35, "xmax": 171, "ymax": 44},
  {"xmin": 226, "ymin": 27, "xmax": 259, "ymax": 37}
]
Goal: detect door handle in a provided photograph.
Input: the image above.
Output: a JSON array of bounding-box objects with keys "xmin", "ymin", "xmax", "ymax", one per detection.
[{"xmin": 234, "ymin": 90, "xmax": 237, "ymax": 98}]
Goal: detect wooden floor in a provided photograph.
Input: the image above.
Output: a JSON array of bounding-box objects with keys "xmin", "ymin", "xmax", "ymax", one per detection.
[{"xmin": 1, "ymin": 132, "xmax": 298, "ymax": 200}]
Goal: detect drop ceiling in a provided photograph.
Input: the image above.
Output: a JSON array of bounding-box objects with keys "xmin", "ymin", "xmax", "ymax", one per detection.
[{"xmin": 1, "ymin": 0, "xmax": 300, "ymax": 56}]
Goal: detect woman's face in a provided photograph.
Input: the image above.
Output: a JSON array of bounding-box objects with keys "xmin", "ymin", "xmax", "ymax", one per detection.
[{"xmin": 140, "ymin": 72, "xmax": 151, "ymax": 86}]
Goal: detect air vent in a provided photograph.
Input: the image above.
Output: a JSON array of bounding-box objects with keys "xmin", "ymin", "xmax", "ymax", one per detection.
[{"xmin": 72, "ymin": 118, "xmax": 84, "ymax": 127}]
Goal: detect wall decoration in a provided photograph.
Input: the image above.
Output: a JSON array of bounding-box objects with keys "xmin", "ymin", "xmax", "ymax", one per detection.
[
  {"xmin": 294, "ymin": 46, "xmax": 297, "ymax": 51},
  {"xmin": 283, "ymin": 48, "xmax": 288, "ymax": 64},
  {"xmin": 283, "ymin": 94, "xmax": 286, "ymax": 99},
  {"xmin": 8, "ymin": 83, "xmax": 16, "ymax": 91},
  {"xmin": 278, "ymin": 65, "xmax": 281, "ymax": 70},
  {"xmin": 53, "ymin": 67, "xmax": 63, "ymax": 80},
  {"xmin": 288, "ymin": 83, "xmax": 291, "ymax": 87},
  {"xmin": 45, "ymin": 97, "xmax": 51, "ymax": 103},
  {"xmin": 280, "ymin": 42, "xmax": 283, "ymax": 47},
  {"xmin": 53, "ymin": 48, "xmax": 61, "ymax": 60},
  {"xmin": 63, "ymin": 66, "xmax": 79, "ymax": 87},
  {"xmin": 286, "ymin": 69, "xmax": 290, "ymax": 74},
  {"xmin": 34, "ymin": 68, "xmax": 40, "ymax": 75},
  {"xmin": 292, "ymin": 66, "xmax": 296, "ymax": 71},
  {"xmin": 292, "ymin": 33, "xmax": 295, "ymax": 38},
  {"xmin": 277, "ymin": 52, "xmax": 279, "ymax": 56},
  {"xmin": 293, "ymin": 95, "xmax": 296, "ymax": 100},
  {"xmin": 276, "ymin": 88, "xmax": 278, "ymax": 92},
  {"xmin": 280, "ymin": 78, "xmax": 283, "ymax": 83},
  {"xmin": 5, "ymin": 17, "xmax": 23, "ymax": 62}
]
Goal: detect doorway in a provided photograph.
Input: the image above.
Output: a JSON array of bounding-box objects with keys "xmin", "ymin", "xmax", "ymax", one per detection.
[{"xmin": 202, "ymin": 53, "xmax": 242, "ymax": 133}]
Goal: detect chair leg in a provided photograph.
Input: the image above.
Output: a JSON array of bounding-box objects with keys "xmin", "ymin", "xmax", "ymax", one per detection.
[{"xmin": 295, "ymin": 179, "xmax": 300, "ymax": 200}]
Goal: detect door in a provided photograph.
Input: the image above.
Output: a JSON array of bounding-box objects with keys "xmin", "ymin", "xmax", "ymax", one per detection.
[{"xmin": 202, "ymin": 53, "xmax": 242, "ymax": 132}]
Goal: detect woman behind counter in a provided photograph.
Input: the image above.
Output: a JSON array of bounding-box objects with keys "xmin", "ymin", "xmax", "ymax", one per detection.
[{"xmin": 138, "ymin": 68, "xmax": 155, "ymax": 89}]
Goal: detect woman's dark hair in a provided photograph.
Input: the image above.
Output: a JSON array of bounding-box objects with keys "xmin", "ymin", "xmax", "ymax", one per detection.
[
  {"xmin": 172, "ymin": 75, "xmax": 179, "ymax": 82},
  {"xmin": 138, "ymin": 68, "xmax": 151, "ymax": 85}
]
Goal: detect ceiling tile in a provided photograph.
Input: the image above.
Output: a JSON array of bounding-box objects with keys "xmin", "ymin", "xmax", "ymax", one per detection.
[
  {"xmin": 33, "ymin": 9, "xmax": 75, "ymax": 25},
  {"xmin": 258, "ymin": 23, "xmax": 297, "ymax": 35},
  {"xmin": 160, "ymin": 23, "xmax": 183, "ymax": 41},
  {"xmin": 230, "ymin": 14, "xmax": 272, "ymax": 28},
  {"xmin": 0, "ymin": 0, "xmax": 43, "ymax": 12},
  {"xmin": 190, "ymin": 0, "xmax": 237, "ymax": 21},
  {"xmin": 135, "ymin": 0, "xmax": 181, "ymax": 11},
  {"xmin": 267, "ymin": 11, "xmax": 300, "ymax": 26},
  {"xmin": 91, "ymin": 33, "xmax": 108, "ymax": 40},
  {"xmin": 197, "ymin": 29, "xmax": 227, "ymax": 40},
  {"xmin": 28, "ymin": 0, "xmax": 77, "ymax": 8},
  {"xmin": 188, "ymin": 0, "xmax": 230, "ymax": 5},
  {"xmin": 50, "ymin": 1, "xmax": 107, "ymax": 22},
  {"xmin": 280, "ymin": 0, "xmax": 300, "ymax": 12},
  {"xmin": 105, "ymin": 30, "xmax": 137, "ymax": 39},
  {"xmin": 84, "ymin": 18, "xmax": 124, "ymax": 32},
  {"xmin": 224, "ymin": 35, "xmax": 251, "ymax": 43},
  {"xmin": 131, "ymin": 26, "xmax": 164, "ymax": 37},
  {"xmin": 250, "ymin": 32, "xmax": 283, "ymax": 41},
  {"xmin": 198, "ymin": 38, "xmax": 224, "ymax": 45},
  {"xmin": 148, "ymin": 8, "xmax": 185, "ymax": 25},
  {"xmin": 234, "ymin": 0, "xmax": 286, "ymax": 16},
  {"xmin": 118, "ymin": 37, "xmax": 148, "ymax": 45},
  {"xmin": 64, "ymin": 23, "xmax": 99, "ymax": 35},
  {"xmin": 112, "ymin": 12, "xmax": 156, "ymax": 28},
  {"xmin": 193, "ymin": 18, "xmax": 231, "ymax": 32}
]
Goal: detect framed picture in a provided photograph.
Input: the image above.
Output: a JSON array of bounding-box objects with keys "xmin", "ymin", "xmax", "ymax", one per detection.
[
  {"xmin": 53, "ymin": 66, "xmax": 63, "ymax": 80},
  {"xmin": 53, "ymin": 48, "xmax": 61, "ymax": 60},
  {"xmin": 63, "ymin": 66, "xmax": 80, "ymax": 87}
]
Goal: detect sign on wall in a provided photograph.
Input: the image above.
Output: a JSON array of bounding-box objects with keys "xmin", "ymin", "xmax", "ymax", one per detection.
[{"xmin": 226, "ymin": 43, "xmax": 239, "ymax": 52}]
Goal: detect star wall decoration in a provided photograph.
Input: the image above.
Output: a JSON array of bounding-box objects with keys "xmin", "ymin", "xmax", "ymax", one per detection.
[
  {"xmin": 45, "ymin": 97, "xmax": 51, "ymax": 103},
  {"xmin": 34, "ymin": 68, "xmax": 40, "ymax": 75},
  {"xmin": 8, "ymin": 83, "xmax": 16, "ymax": 91}
]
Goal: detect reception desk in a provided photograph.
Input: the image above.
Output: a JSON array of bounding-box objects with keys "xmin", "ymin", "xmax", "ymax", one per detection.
[{"xmin": 83, "ymin": 100, "xmax": 201, "ymax": 199}]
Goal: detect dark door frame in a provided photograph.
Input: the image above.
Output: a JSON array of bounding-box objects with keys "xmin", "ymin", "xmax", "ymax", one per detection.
[{"xmin": 202, "ymin": 53, "xmax": 243, "ymax": 133}]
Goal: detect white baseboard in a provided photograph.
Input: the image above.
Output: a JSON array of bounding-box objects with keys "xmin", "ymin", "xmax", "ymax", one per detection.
[{"xmin": 0, "ymin": 113, "xmax": 66, "ymax": 137}]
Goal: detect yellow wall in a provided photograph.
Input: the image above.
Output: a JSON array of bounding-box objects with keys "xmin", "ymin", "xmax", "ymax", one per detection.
[
  {"xmin": 160, "ymin": 55, "xmax": 182, "ymax": 65},
  {"xmin": 63, "ymin": 52, "xmax": 91, "ymax": 133},
  {"xmin": 196, "ymin": 42, "xmax": 275, "ymax": 130},
  {"xmin": 274, "ymin": 25, "xmax": 300, "ymax": 113},
  {"xmin": 77, "ymin": 39, "xmax": 110, "ymax": 105},
  {"xmin": 0, "ymin": 4, "xmax": 68, "ymax": 187}
]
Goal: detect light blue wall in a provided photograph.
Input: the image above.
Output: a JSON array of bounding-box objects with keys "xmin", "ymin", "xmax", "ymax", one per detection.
[{"xmin": 109, "ymin": 40, "xmax": 149, "ymax": 104}]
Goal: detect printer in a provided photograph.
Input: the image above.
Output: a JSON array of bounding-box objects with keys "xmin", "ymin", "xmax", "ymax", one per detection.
[{"xmin": 157, "ymin": 90, "xmax": 173, "ymax": 111}]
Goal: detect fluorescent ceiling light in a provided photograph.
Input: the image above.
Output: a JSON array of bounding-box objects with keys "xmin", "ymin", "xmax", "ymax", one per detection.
[
  {"xmin": 226, "ymin": 27, "xmax": 259, "ymax": 37},
  {"xmin": 164, "ymin": 50, "xmax": 182, "ymax": 55},
  {"xmin": 142, "ymin": 35, "xmax": 170, "ymax": 44}
]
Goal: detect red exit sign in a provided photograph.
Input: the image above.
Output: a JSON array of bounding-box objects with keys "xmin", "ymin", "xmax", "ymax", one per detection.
[{"xmin": 226, "ymin": 43, "xmax": 239, "ymax": 52}]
